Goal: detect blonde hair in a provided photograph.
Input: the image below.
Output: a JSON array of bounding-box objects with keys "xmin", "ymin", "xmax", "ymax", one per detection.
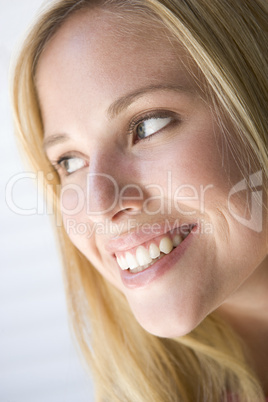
[{"xmin": 12, "ymin": 0, "xmax": 267, "ymax": 401}]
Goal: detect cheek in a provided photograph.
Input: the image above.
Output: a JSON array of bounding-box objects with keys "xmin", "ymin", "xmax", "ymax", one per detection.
[
  {"xmin": 60, "ymin": 185, "xmax": 121, "ymax": 288},
  {"xmin": 147, "ymin": 134, "xmax": 230, "ymax": 216},
  {"xmin": 61, "ymin": 186, "xmax": 92, "ymax": 246},
  {"xmin": 165, "ymin": 117, "xmax": 253, "ymax": 219},
  {"xmin": 61, "ymin": 187, "xmax": 84, "ymax": 212}
]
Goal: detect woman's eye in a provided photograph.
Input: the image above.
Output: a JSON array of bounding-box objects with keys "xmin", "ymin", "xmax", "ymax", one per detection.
[
  {"xmin": 136, "ymin": 116, "xmax": 172, "ymax": 140},
  {"xmin": 58, "ymin": 156, "xmax": 86, "ymax": 174}
]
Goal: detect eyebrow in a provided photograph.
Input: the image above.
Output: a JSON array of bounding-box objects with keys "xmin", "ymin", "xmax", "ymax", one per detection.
[
  {"xmin": 107, "ymin": 84, "xmax": 192, "ymax": 119},
  {"xmin": 43, "ymin": 83, "xmax": 192, "ymax": 151},
  {"xmin": 43, "ymin": 133, "xmax": 70, "ymax": 151}
]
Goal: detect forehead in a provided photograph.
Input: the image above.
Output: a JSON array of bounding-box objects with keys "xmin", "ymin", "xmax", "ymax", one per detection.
[
  {"xmin": 39, "ymin": 7, "xmax": 178, "ymax": 58},
  {"xmin": 36, "ymin": 8, "xmax": 201, "ymax": 135},
  {"xmin": 36, "ymin": 7, "xmax": 198, "ymax": 86}
]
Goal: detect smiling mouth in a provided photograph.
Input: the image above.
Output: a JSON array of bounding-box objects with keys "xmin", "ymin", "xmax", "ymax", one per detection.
[{"xmin": 115, "ymin": 224, "xmax": 195, "ymax": 274}]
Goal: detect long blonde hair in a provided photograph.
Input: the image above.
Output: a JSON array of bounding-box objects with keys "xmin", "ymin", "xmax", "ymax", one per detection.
[{"xmin": 12, "ymin": 0, "xmax": 267, "ymax": 400}]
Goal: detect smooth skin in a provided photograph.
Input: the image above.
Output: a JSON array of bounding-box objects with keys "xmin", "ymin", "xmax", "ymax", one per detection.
[{"xmin": 36, "ymin": 9, "xmax": 268, "ymax": 391}]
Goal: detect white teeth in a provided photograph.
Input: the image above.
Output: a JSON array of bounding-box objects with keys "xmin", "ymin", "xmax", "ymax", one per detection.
[
  {"xmin": 173, "ymin": 234, "xmax": 183, "ymax": 247},
  {"xmin": 159, "ymin": 237, "xmax": 173, "ymax": 254},
  {"xmin": 116, "ymin": 233, "xmax": 185, "ymax": 271},
  {"xmin": 149, "ymin": 243, "xmax": 160, "ymax": 259},
  {"xmin": 116, "ymin": 256, "xmax": 124, "ymax": 269},
  {"xmin": 136, "ymin": 246, "xmax": 152, "ymax": 266},
  {"xmin": 117, "ymin": 255, "xmax": 129, "ymax": 270},
  {"xmin": 125, "ymin": 252, "xmax": 139, "ymax": 269},
  {"xmin": 116, "ymin": 256, "xmax": 125, "ymax": 270},
  {"xmin": 129, "ymin": 265, "xmax": 148, "ymax": 274}
]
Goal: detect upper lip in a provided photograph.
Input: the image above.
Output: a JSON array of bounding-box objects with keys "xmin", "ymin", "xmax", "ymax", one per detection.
[{"xmin": 105, "ymin": 221, "xmax": 195, "ymax": 254}]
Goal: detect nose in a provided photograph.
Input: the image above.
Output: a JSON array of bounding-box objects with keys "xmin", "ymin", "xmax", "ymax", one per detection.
[{"xmin": 86, "ymin": 150, "xmax": 143, "ymax": 223}]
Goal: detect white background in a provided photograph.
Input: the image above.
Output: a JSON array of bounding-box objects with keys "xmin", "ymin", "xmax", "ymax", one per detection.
[{"xmin": 0, "ymin": 1, "xmax": 94, "ymax": 401}]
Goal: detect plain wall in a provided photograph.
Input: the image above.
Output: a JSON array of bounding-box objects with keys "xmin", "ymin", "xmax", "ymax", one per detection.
[{"xmin": 0, "ymin": 1, "xmax": 94, "ymax": 400}]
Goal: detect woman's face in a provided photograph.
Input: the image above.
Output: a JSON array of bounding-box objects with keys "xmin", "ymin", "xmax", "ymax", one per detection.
[{"xmin": 37, "ymin": 9, "xmax": 267, "ymax": 337}]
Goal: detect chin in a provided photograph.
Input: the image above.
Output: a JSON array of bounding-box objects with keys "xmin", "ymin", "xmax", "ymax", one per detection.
[
  {"xmin": 139, "ymin": 319, "xmax": 202, "ymax": 339},
  {"xmin": 131, "ymin": 304, "xmax": 205, "ymax": 339}
]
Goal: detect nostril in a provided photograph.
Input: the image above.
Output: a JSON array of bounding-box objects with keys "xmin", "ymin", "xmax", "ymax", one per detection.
[{"xmin": 112, "ymin": 207, "xmax": 139, "ymax": 221}]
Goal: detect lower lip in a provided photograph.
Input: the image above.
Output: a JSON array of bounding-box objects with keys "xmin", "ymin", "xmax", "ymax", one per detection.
[{"xmin": 119, "ymin": 226, "xmax": 196, "ymax": 289}]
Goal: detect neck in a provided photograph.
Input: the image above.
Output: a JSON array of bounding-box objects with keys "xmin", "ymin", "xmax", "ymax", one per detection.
[{"xmin": 217, "ymin": 255, "xmax": 268, "ymax": 395}]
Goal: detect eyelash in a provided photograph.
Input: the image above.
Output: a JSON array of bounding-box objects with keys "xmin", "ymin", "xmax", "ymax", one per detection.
[
  {"xmin": 53, "ymin": 110, "xmax": 178, "ymax": 176},
  {"xmin": 127, "ymin": 110, "xmax": 176, "ymax": 141},
  {"xmin": 52, "ymin": 153, "xmax": 87, "ymax": 176}
]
